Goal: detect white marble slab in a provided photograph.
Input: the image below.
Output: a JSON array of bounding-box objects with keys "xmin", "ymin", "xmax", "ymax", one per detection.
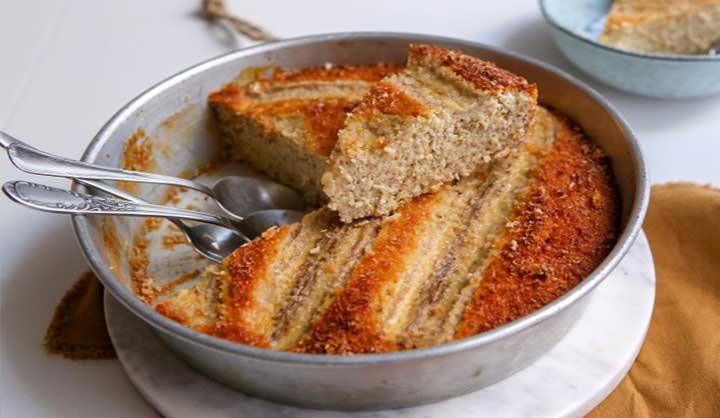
[{"xmin": 105, "ymin": 232, "xmax": 655, "ymax": 418}]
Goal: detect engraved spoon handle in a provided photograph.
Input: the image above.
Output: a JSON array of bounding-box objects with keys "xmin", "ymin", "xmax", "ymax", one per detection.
[
  {"xmin": 3, "ymin": 180, "xmax": 229, "ymax": 227},
  {"xmin": 0, "ymin": 130, "xmax": 214, "ymax": 196},
  {"xmin": 74, "ymin": 178, "xmax": 192, "ymax": 232}
]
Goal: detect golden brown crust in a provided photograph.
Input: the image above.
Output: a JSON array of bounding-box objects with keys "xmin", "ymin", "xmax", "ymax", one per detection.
[
  {"xmin": 409, "ymin": 44, "xmax": 538, "ymax": 97},
  {"xmin": 293, "ymin": 192, "xmax": 443, "ymax": 354},
  {"xmin": 156, "ymin": 300, "xmax": 191, "ymax": 325},
  {"xmin": 245, "ymin": 98, "xmax": 358, "ymax": 156},
  {"xmin": 455, "ymin": 111, "xmax": 620, "ymax": 338},
  {"xmin": 352, "ymin": 81, "xmax": 428, "ymax": 118},
  {"xmin": 301, "ymin": 100, "xmax": 359, "ymax": 156},
  {"xmin": 209, "ymin": 227, "xmax": 292, "ymax": 348},
  {"xmin": 208, "ymin": 64, "xmax": 403, "ymax": 162},
  {"xmin": 208, "ymin": 64, "xmax": 401, "ymax": 114},
  {"xmin": 269, "ymin": 65, "xmax": 401, "ymax": 83},
  {"xmin": 207, "ymin": 84, "xmax": 242, "ymax": 110}
]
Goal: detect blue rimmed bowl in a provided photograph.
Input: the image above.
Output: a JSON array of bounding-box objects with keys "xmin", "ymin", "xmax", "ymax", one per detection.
[{"xmin": 540, "ymin": 0, "xmax": 720, "ymax": 98}]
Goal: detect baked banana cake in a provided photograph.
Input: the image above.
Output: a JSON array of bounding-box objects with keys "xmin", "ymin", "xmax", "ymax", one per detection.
[
  {"xmin": 156, "ymin": 107, "xmax": 620, "ymax": 354},
  {"xmin": 210, "ymin": 45, "xmax": 537, "ymax": 222},
  {"xmin": 209, "ymin": 63, "xmax": 401, "ymax": 203},
  {"xmin": 323, "ymin": 44, "xmax": 538, "ymax": 222},
  {"xmin": 601, "ymin": 0, "xmax": 720, "ymax": 54}
]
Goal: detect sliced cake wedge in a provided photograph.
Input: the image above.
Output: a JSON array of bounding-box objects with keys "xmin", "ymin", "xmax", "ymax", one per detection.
[
  {"xmin": 209, "ymin": 64, "xmax": 401, "ymax": 202},
  {"xmin": 322, "ymin": 44, "xmax": 538, "ymax": 222}
]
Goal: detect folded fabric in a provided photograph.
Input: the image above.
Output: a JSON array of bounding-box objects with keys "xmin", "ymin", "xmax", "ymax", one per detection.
[
  {"xmin": 44, "ymin": 270, "xmax": 115, "ymax": 359},
  {"xmin": 588, "ymin": 183, "xmax": 720, "ymax": 417}
]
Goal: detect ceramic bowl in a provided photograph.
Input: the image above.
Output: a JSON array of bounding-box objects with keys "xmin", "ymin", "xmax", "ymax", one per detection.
[{"xmin": 540, "ymin": 0, "xmax": 720, "ymax": 98}]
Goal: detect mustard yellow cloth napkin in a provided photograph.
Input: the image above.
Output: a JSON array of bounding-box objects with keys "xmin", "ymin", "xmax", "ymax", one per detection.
[
  {"xmin": 45, "ymin": 183, "xmax": 720, "ymax": 416},
  {"xmin": 44, "ymin": 271, "xmax": 115, "ymax": 359},
  {"xmin": 588, "ymin": 183, "xmax": 720, "ymax": 417}
]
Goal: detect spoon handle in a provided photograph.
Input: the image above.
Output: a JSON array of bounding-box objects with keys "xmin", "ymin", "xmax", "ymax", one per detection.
[
  {"xmin": 75, "ymin": 178, "xmax": 189, "ymax": 225},
  {"xmin": 1, "ymin": 131, "xmax": 213, "ymax": 196},
  {"xmin": 75, "ymin": 178, "xmax": 158, "ymax": 205},
  {"xmin": 3, "ymin": 180, "xmax": 229, "ymax": 227},
  {"xmin": 0, "ymin": 132, "xmax": 199, "ymax": 232}
]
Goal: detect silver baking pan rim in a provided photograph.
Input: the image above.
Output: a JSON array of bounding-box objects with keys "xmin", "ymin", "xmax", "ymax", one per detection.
[{"xmin": 71, "ymin": 31, "xmax": 649, "ymax": 366}]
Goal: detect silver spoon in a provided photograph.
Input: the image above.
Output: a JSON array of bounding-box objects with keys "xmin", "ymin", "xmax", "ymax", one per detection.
[
  {"xmin": 3, "ymin": 180, "xmax": 251, "ymax": 264},
  {"xmin": 239, "ymin": 207, "xmax": 304, "ymax": 239},
  {"xmin": 3, "ymin": 179, "xmax": 303, "ymax": 263},
  {"xmin": 0, "ymin": 130, "xmax": 306, "ymax": 220},
  {"xmin": 3, "ymin": 180, "xmax": 236, "ymax": 225},
  {"xmin": 78, "ymin": 178, "xmax": 304, "ymax": 258},
  {"xmin": 75, "ymin": 178, "xmax": 250, "ymax": 263},
  {"xmin": 1, "ymin": 131, "xmax": 306, "ymax": 258}
]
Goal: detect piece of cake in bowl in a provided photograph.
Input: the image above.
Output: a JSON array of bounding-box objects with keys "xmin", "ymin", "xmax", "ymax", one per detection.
[{"xmin": 601, "ymin": 0, "xmax": 720, "ymax": 55}]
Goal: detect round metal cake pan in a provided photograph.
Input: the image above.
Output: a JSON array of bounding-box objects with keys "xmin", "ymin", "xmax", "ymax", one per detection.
[{"xmin": 72, "ymin": 32, "xmax": 649, "ymax": 411}]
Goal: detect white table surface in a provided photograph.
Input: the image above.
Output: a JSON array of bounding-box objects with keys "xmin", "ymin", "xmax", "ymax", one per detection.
[{"xmin": 0, "ymin": 1, "xmax": 717, "ymax": 417}]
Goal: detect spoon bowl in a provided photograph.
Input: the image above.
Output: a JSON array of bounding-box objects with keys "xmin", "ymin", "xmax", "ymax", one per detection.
[
  {"xmin": 187, "ymin": 209, "xmax": 307, "ymax": 262},
  {"xmin": 241, "ymin": 209, "xmax": 306, "ymax": 239},
  {"xmin": 75, "ymin": 178, "xmax": 253, "ymax": 263},
  {"xmin": 212, "ymin": 176, "xmax": 306, "ymax": 222},
  {"xmin": 75, "ymin": 178, "xmax": 305, "ymax": 260},
  {"xmin": 185, "ymin": 223, "xmax": 250, "ymax": 263}
]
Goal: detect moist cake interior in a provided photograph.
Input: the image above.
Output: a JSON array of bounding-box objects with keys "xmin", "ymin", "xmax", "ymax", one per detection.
[
  {"xmin": 322, "ymin": 44, "xmax": 538, "ymax": 222},
  {"xmin": 211, "ymin": 45, "xmax": 539, "ymax": 222},
  {"xmin": 209, "ymin": 63, "xmax": 401, "ymax": 203}
]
